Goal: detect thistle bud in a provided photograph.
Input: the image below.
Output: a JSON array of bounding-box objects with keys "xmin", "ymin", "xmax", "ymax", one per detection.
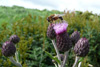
[
  {"xmin": 70, "ymin": 31, "xmax": 80, "ymax": 44},
  {"xmin": 74, "ymin": 38, "xmax": 89, "ymax": 57},
  {"xmin": 9, "ymin": 35, "xmax": 20, "ymax": 44},
  {"xmin": 47, "ymin": 23, "xmax": 56, "ymax": 39},
  {"xmin": 2, "ymin": 41, "xmax": 16, "ymax": 57},
  {"xmin": 54, "ymin": 21, "xmax": 72, "ymax": 52}
]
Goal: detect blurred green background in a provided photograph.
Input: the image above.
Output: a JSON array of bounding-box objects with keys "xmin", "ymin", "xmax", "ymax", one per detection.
[{"xmin": 0, "ymin": 6, "xmax": 100, "ymax": 67}]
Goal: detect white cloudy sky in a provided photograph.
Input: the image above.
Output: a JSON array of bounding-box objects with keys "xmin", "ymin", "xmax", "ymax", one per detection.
[{"xmin": 0, "ymin": 0, "xmax": 100, "ymax": 14}]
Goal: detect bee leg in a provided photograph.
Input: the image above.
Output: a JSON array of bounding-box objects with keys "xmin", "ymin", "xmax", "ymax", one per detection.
[{"xmin": 59, "ymin": 17, "xmax": 63, "ymax": 20}]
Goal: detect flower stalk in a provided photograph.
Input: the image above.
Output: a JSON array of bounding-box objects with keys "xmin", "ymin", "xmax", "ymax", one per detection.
[
  {"xmin": 51, "ymin": 39, "xmax": 61, "ymax": 67},
  {"xmin": 62, "ymin": 51, "xmax": 69, "ymax": 67},
  {"xmin": 54, "ymin": 63, "xmax": 58, "ymax": 67},
  {"xmin": 78, "ymin": 62, "xmax": 82, "ymax": 67},
  {"xmin": 15, "ymin": 51, "xmax": 18, "ymax": 62},
  {"xmin": 72, "ymin": 56, "xmax": 80, "ymax": 67},
  {"xmin": 9, "ymin": 56, "xmax": 22, "ymax": 67}
]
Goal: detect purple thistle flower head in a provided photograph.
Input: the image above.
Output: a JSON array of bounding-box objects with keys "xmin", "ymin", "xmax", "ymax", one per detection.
[
  {"xmin": 54, "ymin": 22, "xmax": 68, "ymax": 35},
  {"xmin": 70, "ymin": 31, "xmax": 80, "ymax": 44},
  {"xmin": 9, "ymin": 35, "xmax": 20, "ymax": 44},
  {"xmin": 47, "ymin": 23, "xmax": 56, "ymax": 39},
  {"xmin": 2, "ymin": 41, "xmax": 16, "ymax": 57}
]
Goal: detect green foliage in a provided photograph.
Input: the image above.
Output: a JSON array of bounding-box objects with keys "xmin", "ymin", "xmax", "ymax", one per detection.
[
  {"xmin": 0, "ymin": 5, "xmax": 62, "ymax": 27},
  {"xmin": 0, "ymin": 5, "xmax": 100, "ymax": 67},
  {"xmin": 26, "ymin": 47, "xmax": 48, "ymax": 67},
  {"xmin": 45, "ymin": 51, "xmax": 60, "ymax": 64}
]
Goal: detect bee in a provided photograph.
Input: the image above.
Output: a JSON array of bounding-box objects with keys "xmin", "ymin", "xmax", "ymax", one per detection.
[{"xmin": 47, "ymin": 14, "xmax": 65, "ymax": 22}]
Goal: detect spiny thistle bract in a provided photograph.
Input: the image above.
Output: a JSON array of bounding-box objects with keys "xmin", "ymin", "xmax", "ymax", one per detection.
[
  {"xmin": 74, "ymin": 38, "xmax": 89, "ymax": 57},
  {"xmin": 70, "ymin": 31, "xmax": 80, "ymax": 44},
  {"xmin": 2, "ymin": 41, "xmax": 16, "ymax": 57},
  {"xmin": 54, "ymin": 21, "xmax": 72, "ymax": 52},
  {"xmin": 47, "ymin": 23, "xmax": 56, "ymax": 39},
  {"xmin": 9, "ymin": 35, "xmax": 20, "ymax": 44}
]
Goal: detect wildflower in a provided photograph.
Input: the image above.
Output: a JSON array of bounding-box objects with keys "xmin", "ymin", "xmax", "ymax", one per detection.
[{"xmin": 54, "ymin": 21, "xmax": 72, "ymax": 52}]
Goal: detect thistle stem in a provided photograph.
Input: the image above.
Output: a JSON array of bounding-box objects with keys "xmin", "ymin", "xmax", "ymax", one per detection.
[
  {"xmin": 54, "ymin": 63, "xmax": 58, "ymax": 67},
  {"xmin": 52, "ymin": 60, "xmax": 58, "ymax": 67},
  {"xmin": 15, "ymin": 45, "xmax": 19, "ymax": 63},
  {"xmin": 9, "ymin": 56, "xmax": 22, "ymax": 67},
  {"xmin": 51, "ymin": 39, "xmax": 61, "ymax": 67},
  {"xmin": 72, "ymin": 56, "xmax": 80, "ymax": 67},
  {"xmin": 78, "ymin": 62, "xmax": 82, "ymax": 67},
  {"xmin": 62, "ymin": 51, "xmax": 69, "ymax": 67},
  {"xmin": 15, "ymin": 51, "xmax": 19, "ymax": 62}
]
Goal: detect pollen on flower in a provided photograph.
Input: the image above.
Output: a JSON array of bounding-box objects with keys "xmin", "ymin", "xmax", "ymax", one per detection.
[{"xmin": 53, "ymin": 22, "xmax": 68, "ymax": 34}]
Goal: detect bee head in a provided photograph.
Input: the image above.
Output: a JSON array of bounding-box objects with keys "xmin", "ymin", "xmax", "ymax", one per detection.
[{"xmin": 47, "ymin": 17, "xmax": 50, "ymax": 22}]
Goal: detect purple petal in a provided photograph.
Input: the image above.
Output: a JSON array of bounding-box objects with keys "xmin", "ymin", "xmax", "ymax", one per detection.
[{"xmin": 54, "ymin": 22, "xmax": 68, "ymax": 34}]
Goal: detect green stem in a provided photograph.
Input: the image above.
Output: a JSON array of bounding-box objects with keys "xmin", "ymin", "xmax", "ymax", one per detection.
[
  {"xmin": 62, "ymin": 51, "xmax": 69, "ymax": 67},
  {"xmin": 15, "ymin": 51, "xmax": 19, "ymax": 62},
  {"xmin": 72, "ymin": 56, "xmax": 80, "ymax": 67},
  {"xmin": 78, "ymin": 62, "xmax": 82, "ymax": 67},
  {"xmin": 54, "ymin": 63, "xmax": 58, "ymax": 67},
  {"xmin": 51, "ymin": 39, "xmax": 61, "ymax": 67},
  {"xmin": 9, "ymin": 56, "xmax": 22, "ymax": 67}
]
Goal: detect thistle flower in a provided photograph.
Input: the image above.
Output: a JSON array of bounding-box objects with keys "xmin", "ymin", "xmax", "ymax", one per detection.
[
  {"xmin": 54, "ymin": 21, "xmax": 72, "ymax": 52},
  {"xmin": 9, "ymin": 35, "xmax": 20, "ymax": 44},
  {"xmin": 74, "ymin": 38, "xmax": 89, "ymax": 57},
  {"xmin": 2, "ymin": 41, "xmax": 16, "ymax": 57},
  {"xmin": 47, "ymin": 23, "xmax": 56, "ymax": 39},
  {"xmin": 70, "ymin": 31, "xmax": 80, "ymax": 44}
]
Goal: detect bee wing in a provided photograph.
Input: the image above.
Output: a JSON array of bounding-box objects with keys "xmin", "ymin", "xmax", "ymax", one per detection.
[{"xmin": 54, "ymin": 14, "xmax": 65, "ymax": 17}]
